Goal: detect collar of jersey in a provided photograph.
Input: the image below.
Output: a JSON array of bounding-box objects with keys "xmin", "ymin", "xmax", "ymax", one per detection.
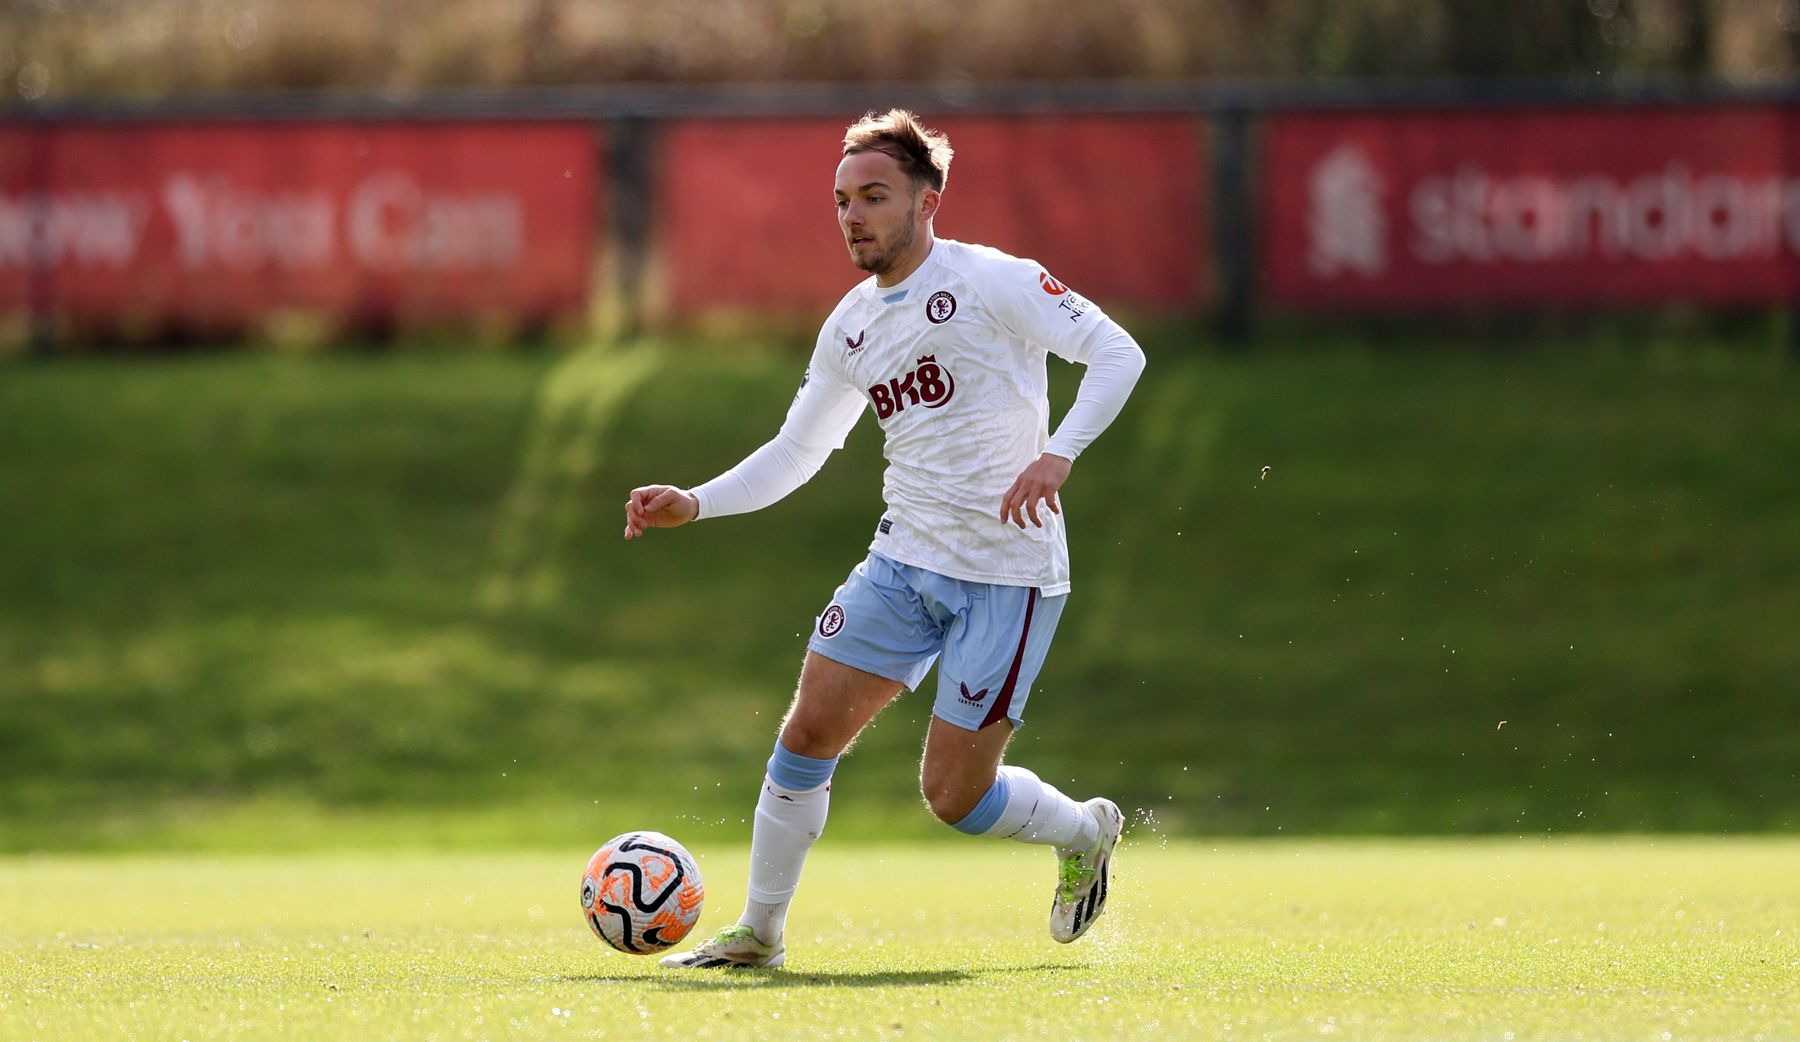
[{"xmin": 864, "ymin": 238, "xmax": 941, "ymax": 305}]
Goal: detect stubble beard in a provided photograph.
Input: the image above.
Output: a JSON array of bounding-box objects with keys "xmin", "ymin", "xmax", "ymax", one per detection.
[{"xmin": 853, "ymin": 215, "xmax": 918, "ymax": 277}]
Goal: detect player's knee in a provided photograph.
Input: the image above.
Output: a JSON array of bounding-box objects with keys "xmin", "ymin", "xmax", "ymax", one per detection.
[
  {"xmin": 777, "ymin": 718, "xmax": 837, "ymax": 760},
  {"xmin": 920, "ymin": 775, "xmax": 982, "ymax": 826}
]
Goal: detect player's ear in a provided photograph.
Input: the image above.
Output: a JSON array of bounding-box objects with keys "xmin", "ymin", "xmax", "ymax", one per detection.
[{"xmin": 917, "ymin": 186, "xmax": 941, "ymax": 222}]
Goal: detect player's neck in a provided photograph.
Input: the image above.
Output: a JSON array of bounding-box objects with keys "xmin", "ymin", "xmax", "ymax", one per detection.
[{"xmin": 874, "ymin": 232, "xmax": 936, "ymax": 288}]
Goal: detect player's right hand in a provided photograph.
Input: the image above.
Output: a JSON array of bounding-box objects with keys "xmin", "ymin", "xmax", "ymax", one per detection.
[{"xmin": 624, "ymin": 485, "xmax": 700, "ymax": 540}]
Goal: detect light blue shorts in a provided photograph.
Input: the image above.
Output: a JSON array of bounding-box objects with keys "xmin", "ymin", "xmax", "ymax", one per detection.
[{"xmin": 806, "ymin": 552, "xmax": 1067, "ymax": 731}]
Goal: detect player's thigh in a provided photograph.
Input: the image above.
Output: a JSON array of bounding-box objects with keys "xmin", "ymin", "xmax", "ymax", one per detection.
[
  {"xmin": 932, "ymin": 586, "xmax": 1069, "ymax": 732},
  {"xmin": 778, "ymin": 651, "xmax": 906, "ymax": 758}
]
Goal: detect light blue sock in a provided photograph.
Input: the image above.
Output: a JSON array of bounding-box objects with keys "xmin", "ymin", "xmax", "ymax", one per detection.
[
  {"xmin": 952, "ymin": 773, "xmax": 1011, "ymax": 835},
  {"xmin": 767, "ymin": 743, "xmax": 838, "ymax": 792}
]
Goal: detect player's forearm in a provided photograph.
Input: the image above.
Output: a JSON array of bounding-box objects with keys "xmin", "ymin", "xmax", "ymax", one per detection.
[
  {"xmin": 1044, "ymin": 324, "xmax": 1146, "ymax": 462},
  {"xmin": 690, "ymin": 431, "xmax": 834, "ymax": 520}
]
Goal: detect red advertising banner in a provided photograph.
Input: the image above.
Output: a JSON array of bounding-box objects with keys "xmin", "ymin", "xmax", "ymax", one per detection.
[
  {"xmin": 0, "ymin": 122, "xmax": 596, "ymax": 330},
  {"xmin": 1263, "ymin": 107, "xmax": 1800, "ymax": 309},
  {"xmin": 659, "ymin": 115, "xmax": 1206, "ymax": 318}
]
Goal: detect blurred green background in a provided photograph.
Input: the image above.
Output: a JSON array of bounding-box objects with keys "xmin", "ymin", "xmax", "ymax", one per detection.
[
  {"xmin": 4, "ymin": 328, "xmax": 1796, "ymax": 850},
  {"xmin": 5, "ymin": 0, "xmax": 1800, "ymax": 852}
]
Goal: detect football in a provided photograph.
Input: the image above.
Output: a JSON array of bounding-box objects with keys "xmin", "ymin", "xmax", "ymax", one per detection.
[{"xmin": 579, "ymin": 831, "xmax": 705, "ymax": 954}]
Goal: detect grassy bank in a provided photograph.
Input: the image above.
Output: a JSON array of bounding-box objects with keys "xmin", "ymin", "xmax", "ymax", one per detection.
[{"xmin": 1, "ymin": 336, "xmax": 1797, "ymax": 849}]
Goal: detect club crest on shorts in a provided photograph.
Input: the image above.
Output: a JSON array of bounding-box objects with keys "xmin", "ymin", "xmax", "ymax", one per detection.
[
  {"xmin": 925, "ymin": 291, "xmax": 957, "ymax": 324},
  {"xmin": 818, "ymin": 603, "xmax": 846, "ymax": 638}
]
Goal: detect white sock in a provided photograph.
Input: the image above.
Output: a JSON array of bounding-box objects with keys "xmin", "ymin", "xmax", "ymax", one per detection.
[
  {"xmin": 737, "ymin": 774, "xmax": 828, "ymax": 943},
  {"xmin": 984, "ymin": 765, "xmax": 1099, "ymax": 854}
]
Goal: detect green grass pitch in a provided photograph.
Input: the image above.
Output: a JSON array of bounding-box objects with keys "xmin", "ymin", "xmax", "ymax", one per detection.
[{"xmin": 4, "ymin": 838, "xmax": 1795, "ymax": 1041}]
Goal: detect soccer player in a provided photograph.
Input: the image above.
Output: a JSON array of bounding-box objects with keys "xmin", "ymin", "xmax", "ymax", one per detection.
[{"xmin": 624, "ymin": 109, "xmax": 1146, "ymax": 969}]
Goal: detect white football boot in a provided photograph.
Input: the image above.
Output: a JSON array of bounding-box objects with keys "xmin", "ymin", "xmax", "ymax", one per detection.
[
  {"xmin": 1050, "ymin": 797, "xmax": 1124, "ymax": 943},
  {"xmin": 658, "ymin": 924, "xmax": 785, "ymax": 969}
]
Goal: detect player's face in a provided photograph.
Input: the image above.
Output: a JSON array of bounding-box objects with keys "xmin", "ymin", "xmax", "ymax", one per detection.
[{"xmin": 834, "ymin": 150, "xmax": 934, "ymax": 277}]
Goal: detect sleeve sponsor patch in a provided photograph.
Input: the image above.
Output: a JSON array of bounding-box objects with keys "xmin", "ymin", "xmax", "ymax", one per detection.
[
  {"xmin": 1037, "ymin": 270, "xmax": 1090, "ymax": 321},
  {"xmin": 1055, "ymin": 293, "xmax": 1093, "ymax": 322}
]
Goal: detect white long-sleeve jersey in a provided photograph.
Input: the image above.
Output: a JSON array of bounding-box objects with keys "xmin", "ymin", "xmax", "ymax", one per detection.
[{"xmin": 692, "ymin": 238, "xmax": 1146, "ymax": 596}]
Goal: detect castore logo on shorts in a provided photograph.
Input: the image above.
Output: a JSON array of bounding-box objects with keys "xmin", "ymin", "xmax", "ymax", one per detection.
[{"xmin": 868, "ymin": 355, "xmax": 955, "ymax": 420}]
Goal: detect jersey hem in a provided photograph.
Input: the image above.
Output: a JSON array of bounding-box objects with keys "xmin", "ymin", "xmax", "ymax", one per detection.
[{"xmin": 869, "ymin": 542, "xmax": 1072, "ymax": 597}]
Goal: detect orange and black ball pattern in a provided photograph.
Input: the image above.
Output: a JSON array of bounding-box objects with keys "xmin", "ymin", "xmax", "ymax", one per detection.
[{"xmin": 579, "ymin": 831, "xmax": 704, "ymax": 954}]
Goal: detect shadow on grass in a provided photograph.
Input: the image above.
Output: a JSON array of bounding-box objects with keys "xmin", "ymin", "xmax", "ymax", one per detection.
[{"xmin": 557, "ymin": 962, "xmax": 1075, "ymax": 991}]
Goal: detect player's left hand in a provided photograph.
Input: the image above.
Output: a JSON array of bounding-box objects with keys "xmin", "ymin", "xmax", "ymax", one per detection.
[{"xmin": 999, "ymin": 452, "xmax": 1072, "ymax": 529}]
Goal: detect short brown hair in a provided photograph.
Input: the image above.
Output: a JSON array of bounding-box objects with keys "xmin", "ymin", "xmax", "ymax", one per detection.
[{"xmin": 843, "ymin": 109, "xmax": 953, "ymax": 192}]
